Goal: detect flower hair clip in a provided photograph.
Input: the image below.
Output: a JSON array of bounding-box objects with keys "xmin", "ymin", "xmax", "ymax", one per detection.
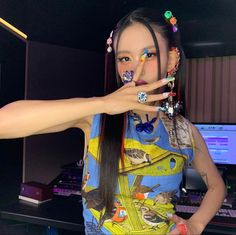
[{"xmin": 164, "ymin": 10, "xmax": 178, "ymax": 33}]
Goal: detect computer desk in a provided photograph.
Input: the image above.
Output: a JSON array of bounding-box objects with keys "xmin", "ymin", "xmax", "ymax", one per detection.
[
  {"xmin": 1, "ymin": 196, "xmax": 236, "ymax": 235},
  {"xmin": 0, "ymin": 195, "xmax": 85, "ymax": 233}
]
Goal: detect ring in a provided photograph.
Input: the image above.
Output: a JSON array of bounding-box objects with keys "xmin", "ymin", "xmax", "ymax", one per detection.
[
  {"xmin": 137, "ymin": 91, "xmax": 148, "ymax": 104},
  {"xmin": 176, "ymin": 223, "xmax": 187, "ymax": 235}
]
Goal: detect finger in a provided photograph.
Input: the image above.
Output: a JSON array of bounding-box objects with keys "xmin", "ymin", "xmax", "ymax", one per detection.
[
  {"xmin": 112, "ymin": 81, "xmax": 136, "ymax": 94},
  {"xmin": 168, "ymin": 214, "xmax": 183, "ymax": 224},
  {"xmin": 123, "ymin": 81, "xmax": 136, "ymax": 88},
  {"xmin": 134, "ymin": 77, "xmax": 175, "ymax": 93},
  {"xmin": 146, "ymin": 92, "xmax": 170, "ymax": 102},
  {"xmin": 167, "ymin": 228, "xmax": 180, "ymax": 235},
  {"xmin": 134, "ymin": 104, "xmax": 164, "ymax": 113},
  {"xmin": 132, "ymin": 58, "xmax": 146, "ymax": 82}
]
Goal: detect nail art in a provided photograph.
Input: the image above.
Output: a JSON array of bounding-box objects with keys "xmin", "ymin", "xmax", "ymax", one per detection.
[
  {"xmin": 122, "ymin": 70, "xmax": 134, "ymax": 83},
  {"xmin": 166, "ymin": 212, "xmax": 173, "ymax": 218},
  {"xmin": 168, "ymin": 92, "xmax": 176, "ymax": 97},
  {"xmin": 161, "ymin": 77, "xmax": 175, "ymax": 83},
  {"xmin": 163, "ymin": 92, "xmax": 170, "ymax": 98},
  {"xmin": 140, "ymin": 48, "xmax": 148, "ymax": 62},
  {"xmin": 157, "ymin": 106, "xmax": 166, "ymax": 112}
]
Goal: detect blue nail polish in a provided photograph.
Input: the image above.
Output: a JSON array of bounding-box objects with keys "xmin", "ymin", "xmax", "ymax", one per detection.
[{"xmin": 144, "ymin": 48, "xmax": 148, "ymax": 55}]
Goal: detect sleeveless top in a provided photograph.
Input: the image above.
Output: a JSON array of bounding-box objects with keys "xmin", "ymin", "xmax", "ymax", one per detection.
[{"xmin": 82, "ymin": 113, "xmax": 194, "ymax": 235}]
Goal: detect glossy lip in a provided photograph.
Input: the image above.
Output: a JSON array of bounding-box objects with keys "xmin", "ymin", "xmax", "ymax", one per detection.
[{"xmin": 135, "ymin": 80, "xmax": 148, "ymax": 86}]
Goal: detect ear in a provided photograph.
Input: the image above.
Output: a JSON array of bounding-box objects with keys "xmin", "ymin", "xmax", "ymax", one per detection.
[{"xmin": 167, "ymin": 47, "xmax": 180, "ymax": 77}]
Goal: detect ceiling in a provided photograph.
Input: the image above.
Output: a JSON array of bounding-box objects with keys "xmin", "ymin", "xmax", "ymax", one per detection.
[{"xmin": 0, "ymin": 0, "xmax": 236, "ymax": 58}]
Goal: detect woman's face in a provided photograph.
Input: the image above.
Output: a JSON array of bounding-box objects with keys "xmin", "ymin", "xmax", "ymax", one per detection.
[{"xmin": 116, "ymin": 22, "xmax": 169, "ymax": 85}]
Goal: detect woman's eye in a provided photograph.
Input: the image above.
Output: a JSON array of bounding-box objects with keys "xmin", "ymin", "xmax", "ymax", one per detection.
[
  {"xmin": 146, "ymin": 52, "xmax": 157, "ymax": 58},
  {"xmin": 118, "ymin": 57, "xmax": 130, "ymax": 62}
]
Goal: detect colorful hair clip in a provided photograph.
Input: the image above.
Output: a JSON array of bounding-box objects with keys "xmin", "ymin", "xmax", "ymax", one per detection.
[
  {"xmin": 164, "ymin": 10, "xmax": 178, "ymax": 33},
  {"xmin": 106, "ymin": 31, "xmax": 113, "ymax": 53}
]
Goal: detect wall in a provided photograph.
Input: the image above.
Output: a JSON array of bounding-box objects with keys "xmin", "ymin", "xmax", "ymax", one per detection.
[
  {"xmin": 185, "ymin": 56, "xmax": 236, "ymax": 123},
  {"xmin": 23, "ymin": 41, "xmax": 104, "ymax": 184}
]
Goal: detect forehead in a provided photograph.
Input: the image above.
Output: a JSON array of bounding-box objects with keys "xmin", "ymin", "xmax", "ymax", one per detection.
[{"xmin": 117, "ymin": 22, "xmax": 167, "ymax": 52}]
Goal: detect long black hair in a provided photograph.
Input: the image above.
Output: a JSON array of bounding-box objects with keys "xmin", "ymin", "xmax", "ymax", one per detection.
[{"xmin": 98, "ymin": 8, "xmax": 186, "ymax": 215}]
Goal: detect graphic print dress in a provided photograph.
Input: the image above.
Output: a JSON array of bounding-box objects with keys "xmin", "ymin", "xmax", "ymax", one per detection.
[{"xmin": 82, "ymin": 113, "xmax": 194, "ymax": 235}]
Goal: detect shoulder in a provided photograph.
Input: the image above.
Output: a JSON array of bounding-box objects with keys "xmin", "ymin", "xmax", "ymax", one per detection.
[
  {"xmin": 160, "ymin": 113, "xmax": 194, "ymax": 148},
  {"xmin": 173, "ymin": 117, "xmax": 210, "ymax": 158},
  {"xmin": 160, "ymin": 113, "xmax": 192, "ymax": 129}
]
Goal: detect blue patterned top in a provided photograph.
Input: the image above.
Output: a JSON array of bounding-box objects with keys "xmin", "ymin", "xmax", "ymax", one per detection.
[{"xmin": 82, "ymin": 113, "xmax": 194, "ymax": 234}]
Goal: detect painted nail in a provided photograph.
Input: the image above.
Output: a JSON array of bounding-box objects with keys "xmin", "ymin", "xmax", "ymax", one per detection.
[
  {"xmin": 169, "ymin": 92, "xmax": 176, "ymax": 97},
  {"xmin": 157, "ymin": 106, "xmax": 166, "ymax": 112},
  {"xmin": 163, "ymin": 92, "xmax": 170, "ymax": 98},
  {"xmin": 166, "ymin": 212, "xmax": 173, "ymax": 218},
  {"xmin": 122, "ymin": 70, "xmax": 134, "ymax": 83},
  {"xmin": 140, "ymin": 48, "xmax": 148, "ymax": 62},
  {"xmin": 162, "ymin": 77, "xmax": 175, "ymax": 83},
  {"xmin": 140, "ymin": 55, "xmax": 146, "ymax": 62}
]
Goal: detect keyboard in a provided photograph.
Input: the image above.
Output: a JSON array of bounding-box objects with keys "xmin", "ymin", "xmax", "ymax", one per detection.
[{"xmin": 176, "ymin": 205, "xmax": 236, "ymax": 218}]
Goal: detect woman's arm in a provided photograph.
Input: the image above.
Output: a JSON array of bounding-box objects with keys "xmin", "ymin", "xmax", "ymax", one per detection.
[
  {"xmin": 187, "ymin": 124, "xmax": 226, "ymax": 233},
  {"xmin": 0, "ymin": 76, "xmax": 172, "ymax": 139},
  {"xmin": 0, "ymin": 98, "xmax": 103, "ymax": 138},
  {"xmin": 168, "ymin": 124, "xmax": 226, "ymax": 235}
]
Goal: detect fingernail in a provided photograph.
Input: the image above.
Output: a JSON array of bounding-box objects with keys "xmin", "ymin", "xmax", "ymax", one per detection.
[
  {"xmin": 140, "ymin": 49, "xmax": 148, "ymax": 62},
  {"xmin": 166, "ymin": 212, "xmax": 173, "ymax": 218},
  {"xmin": 122, "ymin": 70, "xmax": 134, "ymax": 83},
  {"xmin": 140, "ymin": 55, "xmax": 146, "ymax": 62},
  {"xmin": 163, "ymin": 92, "xmax": 169, "ymax": 98},
  {"xmin": 157, "ymin": 106, "xmax": 166, "ymax": 112},
  {"xmin": 169, "ymin": 92, "xmax": 176, "ymax": 97},
  {"xmin": 162, "ymin": 77, "xmax": 175, "ymax": 83}
]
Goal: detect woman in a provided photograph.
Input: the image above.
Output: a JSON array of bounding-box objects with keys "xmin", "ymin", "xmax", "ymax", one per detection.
[{"xmin": 0, "ymin": 8, "xmax": 225, "ymax": 235}]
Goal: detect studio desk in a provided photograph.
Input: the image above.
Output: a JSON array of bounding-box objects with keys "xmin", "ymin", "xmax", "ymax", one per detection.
[{"xmin": 0, "ymin": 195, "xmax": 236, "ymax": 234}]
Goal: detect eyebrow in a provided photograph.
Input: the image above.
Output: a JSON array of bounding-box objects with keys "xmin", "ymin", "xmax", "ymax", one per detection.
[{"xmin": 116, "ymin": 45, "xmax": 156, "ymax": 56}]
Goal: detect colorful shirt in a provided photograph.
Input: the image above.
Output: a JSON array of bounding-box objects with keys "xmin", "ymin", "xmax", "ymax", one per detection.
[{"xmin": 82, "ymin": 113, "xmax": 194, "ymax": 235}]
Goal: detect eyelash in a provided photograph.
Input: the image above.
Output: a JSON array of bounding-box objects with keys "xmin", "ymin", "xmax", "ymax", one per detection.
[
  {"xmin": 117, "ymin": 53, "xmax": 157, "ymax": 63},
  {"xmin": 146, "ymin": 52, "xmax": 157, "ymax": 58},
  {"xmin": 117, "ymin": 57, "xmax": 130, "ymax": 62}
]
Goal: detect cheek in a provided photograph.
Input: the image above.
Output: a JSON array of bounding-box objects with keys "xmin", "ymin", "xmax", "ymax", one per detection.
[
  {"xmin": 146, "ymin": 60, "xmax": 158, "ymax": 75},
  {"xmin": 146, "ymin": 58, "xmax": 168, "ymax": 78}
]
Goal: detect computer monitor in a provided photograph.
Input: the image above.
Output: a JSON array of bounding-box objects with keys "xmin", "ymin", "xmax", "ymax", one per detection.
[
  {"xmin": 184, "ymin": 123, "xmax": 236, "ymax": 192},
  {"xmin": 194, "ymin": 123, "xmax": 236, "ymax": 165}
]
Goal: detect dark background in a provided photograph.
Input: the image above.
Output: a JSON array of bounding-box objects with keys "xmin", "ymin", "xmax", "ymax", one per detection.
[{"xmin": 0, "ymin": 0, "xmax": 236, "ymax": 58}]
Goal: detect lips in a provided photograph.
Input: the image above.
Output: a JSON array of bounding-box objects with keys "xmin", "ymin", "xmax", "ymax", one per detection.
[{"xmin": 135, "ymin": 80, "xmax": 148, "ymax": 86}]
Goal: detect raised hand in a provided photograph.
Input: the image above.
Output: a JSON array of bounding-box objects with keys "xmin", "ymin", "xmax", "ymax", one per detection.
[{"xmin": 101, "ymin": 58, "xmax": 174, "ymax": 115}]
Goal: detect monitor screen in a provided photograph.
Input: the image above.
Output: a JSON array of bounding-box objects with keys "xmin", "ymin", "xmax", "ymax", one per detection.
[{"xmin": 194, "ymin": 123, "xmax": 236, "ymax": 165}]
